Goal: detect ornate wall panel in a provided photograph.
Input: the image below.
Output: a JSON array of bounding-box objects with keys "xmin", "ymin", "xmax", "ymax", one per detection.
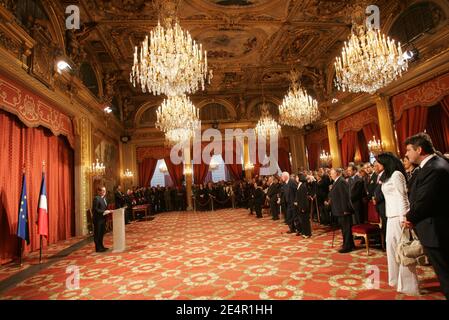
[
  {"xmin": 0, "ymin": 72, "xmax": 75, "ymax": 146},
  {"xmin": 305, "ymin": 126, "xmax": 328, "ymax": 145},
  {"xmin": 392, "ymin": 71, "xmax": 449, "ymax": 121},
  {"xmin": 337, "ymin": 106, "xmax": 378, "ymax": 139}
]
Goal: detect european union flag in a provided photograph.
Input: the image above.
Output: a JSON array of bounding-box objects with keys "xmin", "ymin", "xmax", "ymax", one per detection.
[{"xmin": 17, "ymin": 174, "xmax": 30, "ymax": 245}]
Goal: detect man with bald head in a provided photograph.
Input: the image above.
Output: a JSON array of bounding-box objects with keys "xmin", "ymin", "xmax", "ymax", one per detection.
[
  {"xmin": 327, "ymin": 168, "xmax": 355, "ymax": 253},
  {"xmin": 281, "ymin": 172, "xmax": 298, "ymax": 234}
]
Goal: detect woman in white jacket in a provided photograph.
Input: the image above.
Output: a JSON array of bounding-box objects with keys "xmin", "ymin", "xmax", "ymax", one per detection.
[{"xmin": 376, "ymin": 152, "xmax": 420, "ymax": 296}]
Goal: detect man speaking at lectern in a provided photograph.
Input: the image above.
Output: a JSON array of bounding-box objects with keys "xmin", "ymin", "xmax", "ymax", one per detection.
[{"xmin": 93, "ymin": 186, "xmax": 112, "ymax": 252}]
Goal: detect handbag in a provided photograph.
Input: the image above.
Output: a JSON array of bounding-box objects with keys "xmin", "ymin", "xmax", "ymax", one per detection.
[{"xmin": 395, "ymin": 228, "xmax": 425, "ymax": 266}]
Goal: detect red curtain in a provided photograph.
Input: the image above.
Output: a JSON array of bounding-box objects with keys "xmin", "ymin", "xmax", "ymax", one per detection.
[
  {"xmin": 0, "ymin": 111, "xmax": 74, "ymax": 264},
  {"xmin": 426, "ymin": 105, "xmax": 449, "ymax": 153},
  {"xmin": 252, "ymin": 139, "xmax": 261, "ymax": 178},
  {"xmin": 307, "ymin": 142, "xmax": 320, "ymax": 170},
  {"xmin": 341, "ymin": 131, "xmax": 358, "ymax": 167},
  {"xmin": 278, "ymin": 138, "xmax": 292, "ymax": 173},
  {"xmin": 138, "ymin": 158, "xmax": 157, "ymax": 187},
  {"xmin": 222, "ymin": 141, "xmax": 243, "ymax": 180},
  {"xmin": 357, "ymin": 131, "xmax": 370, "ymax": 163},
  {"xmin": 442, "ymin": 96, "xmax": 449, "ymax": 120},
  {"xmin": 321, "ymin": 138, "xmax": 330, "ymax": 153},
  {"xmin": 164, "ymin": 156, "xmax": 184, "ymax": 187},
  {"xmin": 362, "ymin": 123, "xmax": 381, "ymax": 147},
  {"xmin": 193, "ymin": 162, "xmax": 209, "ymax": 185},
  {"xmin": 395, "ymin": 106, "xmax": 429, "ymax": 156}
]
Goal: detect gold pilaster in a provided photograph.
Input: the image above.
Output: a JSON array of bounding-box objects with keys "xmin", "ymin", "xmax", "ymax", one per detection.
[
  {"xmin": 74, "ymin": 116, "xmax": 92, "ymax": 236},
  {"xmin": 243, "ymin": 137, "xmax": 252, "ymax": 179},
  {"xmin": 375, "ymin": 95, "xmax": 398, "ymax": 155},
  {"xmin": 183, "ymin": 145, "xmax": 193, "ymax": 211},
  {"xmin": 327, "ymin": 120, "xmax": 342, "ymax": 168}
]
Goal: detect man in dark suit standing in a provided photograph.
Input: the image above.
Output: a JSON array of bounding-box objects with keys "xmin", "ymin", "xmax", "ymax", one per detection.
[
  {"xmin": 364, "ymin": 163, "xmax": 378, "ymax": 200},
  {"xmin": 404, "ymin": 133, "xmax": 449, "ymax": 300},
  {"xmin": 93, "ymin": 186, "xmax": 111, "ymax": 252},
  {"xmin": 267, "ymin": 176, "xmax": 280, "ymax": 220},
  {"xmin": 347, "ymin": 165, "xmax": 365, "ymax": 225},
  {"xmin": 316, "ymin": 168, "xmax": 331, "ymax": 225},
  {"xmin": 295, "ymin": 173, "xmax": 311, "ymax": 238},
  {"xmin": 280, "ymin": 172, "xmax": 296, "ymax": 233},
  {"xmin": 373, "ymin": 161, "xmax": 387, "ymax": 249},
  {"xmin": 327, "ymin": 168, "xmax": 355, "ymax": 253}
]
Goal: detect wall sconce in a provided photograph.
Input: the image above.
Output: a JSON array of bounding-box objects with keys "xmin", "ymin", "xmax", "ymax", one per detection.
[
  {"xmin": 88, "ymin": 159, "xmax": 105, "ymax": 178},
  {"xmin": 320, "ymin": 151, "xmax": 332, "ymax": 167},
  {"xmin": 368, "ymin": 136, "xmax": 384, "ymax": 155},
  {"xmin": 244, "ymin": 162, "xmax": 254, "ymax": 170},
  {"xmin": 184, "ymin": 166, "xmax": 193, "ymax": 175},
  {"xmin": 122, "ymin": 168, "xmax": 134, "ymax": 178}
]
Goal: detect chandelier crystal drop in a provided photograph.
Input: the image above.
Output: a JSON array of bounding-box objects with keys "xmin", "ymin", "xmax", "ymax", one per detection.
[
  {"xmin": 334, "ymin": 24, "xmax": 409, "ymax": 94},
  {"xmin": 130, "ymin": 20, "xmax": 212, "ymax": 97},
  {"xmin": 255, "ymin": 103, "xmax": 281, "ymax": 138},
  {"xmin": 155, "ymin": 94, "xmax": 201, "ymax": 145},
  {"xmin": 279, "ymin": 72, "xmax": 320, "ymax": 128}
]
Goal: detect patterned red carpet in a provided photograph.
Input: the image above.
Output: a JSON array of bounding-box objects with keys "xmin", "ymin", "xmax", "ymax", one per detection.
[{"xmin": 0, "ymin": 209, "xmax": 444, "ymax": 300}]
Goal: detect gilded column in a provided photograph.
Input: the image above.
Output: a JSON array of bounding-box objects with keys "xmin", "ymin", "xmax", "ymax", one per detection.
[
  {"xmin": 183, "ymin": 145, "xmax": 193, "ymax": 211},
  {"xmin": 326, "ymin": 120, "xmax": 342, "ymax": 168},
  {"xmin": 74, "ymin": 116, "xmax": 91, "ymax": 236},
  {"xmin": 376, "ymin": 95, "xmax": 398, "ymax": 155},
  {"xmin": 243, "ymin": 137, "xmax": 252, "ymax": 179}
]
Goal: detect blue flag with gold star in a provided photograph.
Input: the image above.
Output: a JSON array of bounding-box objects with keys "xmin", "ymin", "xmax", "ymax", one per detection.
[{"xmin": 17, "ymin": 174, "xmax": 30, "ymax": 245}]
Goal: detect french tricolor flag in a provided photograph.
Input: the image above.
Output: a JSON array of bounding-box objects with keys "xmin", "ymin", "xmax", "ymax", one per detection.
[{"xmin": 37, "ymin": 172, "xmax": 48, "ymax": 237}]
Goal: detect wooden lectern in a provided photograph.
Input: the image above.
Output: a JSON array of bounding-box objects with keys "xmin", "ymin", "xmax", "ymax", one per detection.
[{"xmin": 112, "ymin": 207, "xmax": 126, "ymax": 252}]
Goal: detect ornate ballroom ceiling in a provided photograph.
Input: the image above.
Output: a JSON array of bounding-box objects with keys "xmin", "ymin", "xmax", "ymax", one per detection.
[{"xmin": 18, "ymin": 0, "xmax": 442, "ymax": 129}]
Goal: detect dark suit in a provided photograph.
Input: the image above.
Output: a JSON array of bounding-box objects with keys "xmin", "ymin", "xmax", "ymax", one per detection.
[
  {"xmin": 92, "ymin": 195, "xmax": 108, "ymax": 251},
  {"xmin": 407, "ymin": 156, "xmax": 449, "ymax": 300},
  {"xmin": 280, "ymin": 182, "xmax": 288, "ymax": 221},
  {"xmin": 349, "ymin": 175, "xmax": 365, "ymax": 224},
  {"xmin": 286, "ymin": 178, "xmax": 298, "ymax": 232},
  {"xmin": 329, "ymin": 177, "xmax": 355, "ymax": 251},
  {"xmin": 267, "ymin": 182, "xmax": 280, "ymax": 220},
  {"xmin": 295, "ymin": 182, "xmax": 311, "ymax": 236},
  {"xmin": 317, "ymin": 175, "xmax": 331, "ymax": 224},
  {"xmin": 254, "ymin": 187, "xmax": 265, "ymax": 218},
  {"xmin": 366, "ymin": 172, "xmax": 378, "ymax": 199},
  {"xmin": 373, "ymin": 172, "xmax": 387, "ymax": 248}
]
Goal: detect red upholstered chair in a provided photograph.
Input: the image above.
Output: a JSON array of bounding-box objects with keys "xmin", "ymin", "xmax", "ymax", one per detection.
[{"xmin": 351, "ymin": 201, "xmax": 385, "ymax": 255}]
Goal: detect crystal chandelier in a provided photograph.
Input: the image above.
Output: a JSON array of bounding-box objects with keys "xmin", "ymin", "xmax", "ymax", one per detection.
[
  {"xmin": 279, "ymin": 71, "xmax": 320, "ymax": 128},
  {"xmin": 334, "ymin": 23, "xmax": 409, "ymax": 94},
  {"xmin": 89, "ymin": 159, "xmax": 105, "ymax": 177},
  {"xmin": 155, "ymin": 94, "xmax": 201, "ymax": 145},
  {"xmin": 367, "ymin": 136, "xmax": 384, "ymax": 155},
  {"xmin": 130, "ymin": 17, "xmax": 212, "ymax": 97},
  {"xmin": 255, "ymin": 103, "xmax": 281, "ymax": 138}
]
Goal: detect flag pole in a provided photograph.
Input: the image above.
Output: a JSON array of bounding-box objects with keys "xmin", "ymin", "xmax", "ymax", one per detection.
[
  {"xmin": 39, "ymin": 236, "xmax": 43, "ymax": 264},
  {"xmin": 18, "ymin": 238, "xmax": 22, "ymax": 267},
  {"xmin": 19, "ymin": 163, "xmax": 25, "ymax": 267},
  {"xmin": 39, "ymin": 160, "xmax": 45, "ymax": 264}
]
